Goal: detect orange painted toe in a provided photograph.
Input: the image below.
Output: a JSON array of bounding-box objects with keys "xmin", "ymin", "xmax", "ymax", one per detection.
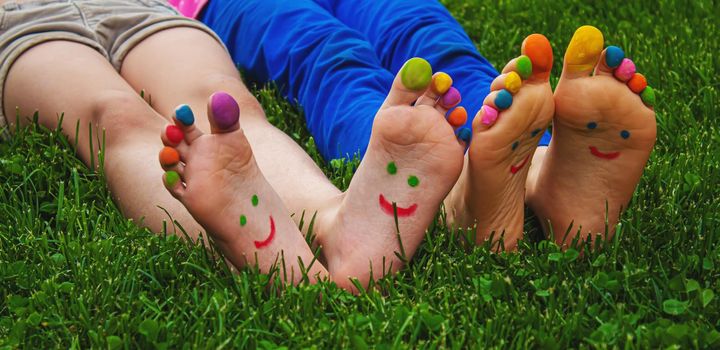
[{"xmin": 521, "ymin": 34, "xmax": 553, "ymax": 80}]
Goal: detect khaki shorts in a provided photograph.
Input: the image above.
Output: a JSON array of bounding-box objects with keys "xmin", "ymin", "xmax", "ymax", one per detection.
[{"xmin": 0, "ymin": 0, "xmax": 224, "ymax": 140}]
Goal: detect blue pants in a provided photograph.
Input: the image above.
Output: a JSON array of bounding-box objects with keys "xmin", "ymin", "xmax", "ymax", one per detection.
[{"xmin": 200, "ymin": 0, "xmax": 551, "ymax": 160}]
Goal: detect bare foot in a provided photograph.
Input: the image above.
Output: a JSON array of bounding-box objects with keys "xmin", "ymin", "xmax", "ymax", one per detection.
[
  {"xmin": 527, "ymin": 26, "xmax": 657, "ymax": 248},
  {"xmin": 445, "ymin": 34, "xmax": 555, "ymax": 250},
  {"xmin": 315, "ymin": 58, "xmax": 467, "ymax": 290},
  {"xmin": 159, "ymin": 92, "xmax": 328, "ymax": 284}
]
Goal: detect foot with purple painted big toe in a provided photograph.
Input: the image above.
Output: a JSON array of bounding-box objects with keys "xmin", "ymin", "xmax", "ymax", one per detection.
[
  {"xmin": 315, "ymin": 58, "xmax": 467, "ymax": 290},
  {"xmin": 445, "ymin": 34, "xmax": 555, "ymax": 250},
  {"xmin": 159, "ymin": 92, "xmax": 328, "ymax": 283},
  {"xmin": 527, "ymin": 26, "xmax": 657, "ymax": 248}
]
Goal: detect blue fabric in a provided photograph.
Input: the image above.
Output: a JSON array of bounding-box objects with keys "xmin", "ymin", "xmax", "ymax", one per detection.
[{"xmin": 200, "ymin": 0, "xmax": 550, "ymax": 160}]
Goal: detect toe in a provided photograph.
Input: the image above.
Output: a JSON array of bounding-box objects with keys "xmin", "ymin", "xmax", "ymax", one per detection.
[
  {"xmin": 456, "ymin": 126, "xmax": 472, "ymax": 150},
  {"xmin": 490, "ymin": 72, "xmax": 523, "ymax": 94},
  {"xmin": 415, "ymin": 72, "xmax": 452, "ymax": 107},
  {"xmin": 159, "ymin": 146, "xmax": 182, "ymax": 170},
  {"xmin": 437, "ymin": 86, "xmax": 461, "ymax": 114},
  {"xmin": 502, "ymin": 55, "xmax": 534, "ymax": 80},
  {"xmin": 431, "ymin": 71, "xmax": 453, "ymax": 95},
  {"xmin": 415, "ymin": 72, "xmax": 462, "ymax": 114},
  {"xmin": 208, "ymin": 92, "xmax": 241, "ymax": 133},
  {"xmin": 639, "ymin": 86, "xmax": 656, "ymax": 107},
  {"xmin": 447, "ymin": 106, "xmax": 468, "ymax": 128},
  {"xmin": 471, "ymin": 105, "xmax": 500, "ymax": 132},
  {"xmin": 521, "ymin": 33, "xmax": 553, "ymax": 81},
  {"xmin": 483, "ymin": 89, "xmax": 513, "ymax": 111},
  {"xmin": 163, "ymin": 170, "xmax": 185, "ymax": 199},
  {"xmin": 172, "ymin": 104, "xmax": 203, "ymax": 143},
  {"xmin": 381, "ymin": 57, "xmax": 433, "ymax": 108},
  {"xmin": 440, "ymin": 86, "xmax": 462, "ymax": 107},
  {"xmin": 593, "ymin": 46, "xmax": 625, "ymax": 76},
  {"xmin": 613, "ymin": 58, "xmax": 637, "ymax": 82},
  {"xmin": 160, "ymin": 124, "xmax": 190, "ymax": 155},
  {"xmin": 627, "ymin": 73, "xmax": 648, "ymax": 94},
  {"xmin": 562, "ymin": 25, "xmax": 604, "ymax": 78}
]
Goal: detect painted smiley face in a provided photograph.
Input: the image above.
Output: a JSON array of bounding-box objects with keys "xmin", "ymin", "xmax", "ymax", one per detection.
[
  {"xmin": 509, "ymin": 128, "xmax": 544, "ymax": 174},
  {"xmin": 510, "ymin": 155, "xmax": 531, "ymax": 174},
  {"xmin": 239, "ymin": 194, "xmax": 276, "ymax": 249},
  {"xmin": 586, "ymin": 122, "xmax": 630, "ymax": 160},
  {"xmin": 379, "ymin": 162, "xmax": 419, "ymax": 217}
]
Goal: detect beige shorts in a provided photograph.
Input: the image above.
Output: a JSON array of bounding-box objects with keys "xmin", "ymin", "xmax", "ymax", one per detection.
[{"xmin": 0, "ymin": 0, "xmax": 224, "ymax": 140}]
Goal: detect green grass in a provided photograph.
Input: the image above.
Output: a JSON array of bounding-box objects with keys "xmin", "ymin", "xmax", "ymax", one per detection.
[{"xmin": 1, "ymin": 0, "xmax": 719, "ymax": 348}]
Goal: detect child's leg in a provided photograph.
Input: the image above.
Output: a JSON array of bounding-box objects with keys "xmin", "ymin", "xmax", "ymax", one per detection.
[
  {"xmin": 119, "ymin": 27, "xmax": 342, "ymax": 233},
  {"xmin": 199, "ymin": 0, "xmax": 393, "ymax": 161},
  {"xmin": 5, "ymin": 41, "xmax": 327, "ymax": 283},
  {"xmin": 3, "ymin": 41, "xmax": 205, "ymax": 238},
  {"xmin": 121, "ymin": 26, "xmax": 467, "ymax": 290}
]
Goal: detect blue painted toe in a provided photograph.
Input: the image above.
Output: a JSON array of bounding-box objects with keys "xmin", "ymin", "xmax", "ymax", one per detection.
[
  {"xmin": 175, "ymin": 104, "xmax": 195, "ymax": 126},
  {"xmin": 495, "ymin": 89, "xmax": 513, "ymax": 110},
  {"xmin": 457, "ymin": 127, "xmax": 472, "ymax": 143},
  {"xmin": 605, "ymin": 46, "xmax": 625, "ymax": 68}
]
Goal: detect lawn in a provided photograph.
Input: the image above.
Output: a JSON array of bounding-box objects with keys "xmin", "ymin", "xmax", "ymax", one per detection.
[{"xmin": 1, "ymin": 0, "xmax": 718, "ymax": 348}]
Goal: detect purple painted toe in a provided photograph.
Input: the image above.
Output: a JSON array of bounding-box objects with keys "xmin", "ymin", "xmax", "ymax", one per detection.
[
  {"xmin": 210, "ymin": 92, "xmax": 240, "ymax": 129},
  {"xmin": 441, "ymin": 87, "xmax": 461, "ymax": 107}
]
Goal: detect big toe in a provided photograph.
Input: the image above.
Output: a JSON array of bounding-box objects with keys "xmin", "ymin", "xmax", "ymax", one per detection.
[
  {"xmin": 207, "ymin": 91, "xmax": 241, "ymax": 133},
  {"xmin": 381, "ymin": 57, "xmax": 433, "ymax": 108},
  {"xmin": 561, "ymin": 25, "xmax": 605, "ymax": 78},
  {"xmin": 520, "ymin": 33, "xmax": 554, "ymax": 82}
]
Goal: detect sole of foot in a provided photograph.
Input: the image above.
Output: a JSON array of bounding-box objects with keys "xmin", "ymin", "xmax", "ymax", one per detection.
[
  {"xmin": 159, "ymin": 92, "xmax": 328, "ymax": 284},
  {"xmin": 315, "ymin": 58, "xmax": 467, "ymax": 291},
  {"xmin": 445, "ymin": 34, "xmax": 555, "ymax": 251},
  {"xmin": 527, "ymin": 25, "xmax": 657, "ymax": 249}
]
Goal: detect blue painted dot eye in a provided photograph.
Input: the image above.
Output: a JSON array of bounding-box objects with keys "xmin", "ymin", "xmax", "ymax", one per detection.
[
  {"xmin": 511, "ymin": 141, "xmax": 519, "ymax": 151},
  {"xmin": 587, "ymin": 122, "xmax": 597, "ymax": 130},
  {"xmin": 620, "ymin": 130, "xmax": 630, "ymax": 139},
  {"xmin": 531, "ymin": 128, "xmax": 542, "ymax": 137}
]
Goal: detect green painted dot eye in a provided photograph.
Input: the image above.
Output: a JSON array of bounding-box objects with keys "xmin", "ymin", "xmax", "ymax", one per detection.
[
  {"xmin": 407, "ymin": 175, "xmax": 419, "ymax": 187},
  {"xmin": 387, "ymin": 161, "xmax": 397, "ymax": 175},
  {"xmin": 251, "ymin": 195, "xmax": 259, "ymax": 207},
  {"xmin": 240, "ymin": 215, "xmax": 247, "ymax": 226}
]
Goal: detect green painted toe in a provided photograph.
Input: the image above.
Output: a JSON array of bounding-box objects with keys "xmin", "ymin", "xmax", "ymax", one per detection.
[
  {"xmin": 165, "ymin": 171, "xmax": 180, "ymax": 187},
  {"xmin": 401, "ymin": 57, "xmax": 432, "ymax": 90},
  {"xmin": 640, "ymin": 86, "xmax": 656, "ymax": 106},
  {"xmin": 516, "ymin": 55, "xmax": 533, "ymax": 80}
]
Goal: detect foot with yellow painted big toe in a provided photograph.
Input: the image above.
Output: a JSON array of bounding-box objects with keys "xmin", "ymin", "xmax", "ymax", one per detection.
[
  {"xmin": 159, "ymin": 92, "xmax": 328, "ymax": 284},
  {"xmin": 527, "ymin": 26, "xmax": 657, "ymax": 248},
  {"xmin": 445, "ymin": 34, "xmax": 555, "ymax": 251},
  {"xmin": 315, "ymin": 58, "xmax": 467, "ymax": 291}
]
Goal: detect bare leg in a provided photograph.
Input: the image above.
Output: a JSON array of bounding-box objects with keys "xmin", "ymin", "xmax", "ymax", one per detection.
[
  {"xmin": 120, "ymin": 27, "xmax": 342, "ymax": 223},
  {"xmin": 3, "ymin": 41, "xmax": 205, "ymax": 238},
  {"xmin": 4, "ymin": 40, "xmax": 327, "ymax": 283}
]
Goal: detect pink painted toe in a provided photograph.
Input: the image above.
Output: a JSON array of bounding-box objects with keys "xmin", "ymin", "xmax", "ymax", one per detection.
[
  {"xmin": 614, "ymin": 58, "xmax": 636, "ymax": 82},
  {"xmin": 480, "ymin": 105, "xmax": 499, "ymax": 126}
]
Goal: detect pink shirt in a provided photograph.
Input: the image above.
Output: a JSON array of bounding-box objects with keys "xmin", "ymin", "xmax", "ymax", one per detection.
[{"xmin": 167, "ymin": 0, "xmax": 208, "ymax": 19}]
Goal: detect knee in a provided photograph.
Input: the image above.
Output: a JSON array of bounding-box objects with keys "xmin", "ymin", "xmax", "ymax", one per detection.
[
  {"xmin": 90, "ymin": 90, "xmax": 161, "ymax": 133},
  {"xmin": 91, "ymin": 90, "xmax": 153, "ymax": 129}
]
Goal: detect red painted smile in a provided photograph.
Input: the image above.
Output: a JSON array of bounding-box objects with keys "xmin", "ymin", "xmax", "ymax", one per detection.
[
  {"xmin": 379, "ymin": 194, "xmax": 418, "ymax": 217},
  {"xmin": 253, "ymin": 216, "xmax": 276, "ymax": 249},
  {"xmin": 510, "ymin": 154, "xmax": 531, "ymax": 174},
  {"xmin": 589, "ymin": 146, "xmax": 620, "ymax": 160}
]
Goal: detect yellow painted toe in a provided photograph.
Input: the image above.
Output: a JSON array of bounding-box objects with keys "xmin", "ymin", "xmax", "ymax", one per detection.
[{"xmin": 564, "ymin": 25, "xmax": 604, "ymax": 73}]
